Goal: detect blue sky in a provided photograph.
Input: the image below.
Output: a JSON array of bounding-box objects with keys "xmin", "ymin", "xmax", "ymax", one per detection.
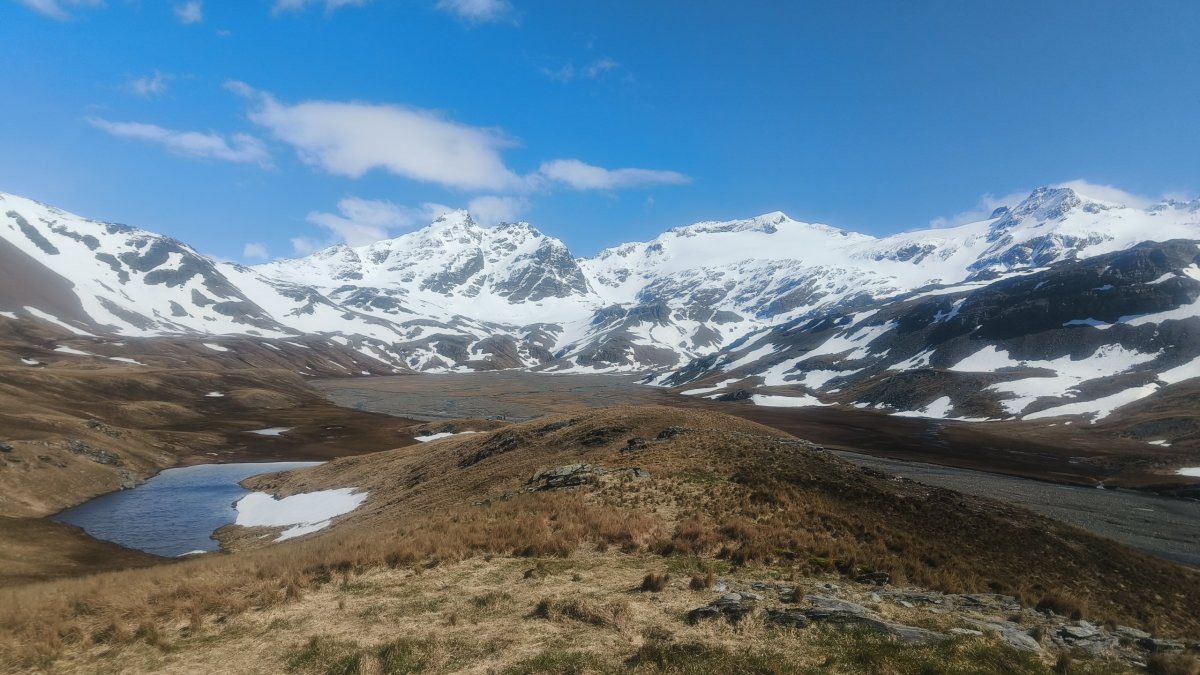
[{"xmin": 2, "ymin": 0, "xmax": 1198, "ymax": 260}]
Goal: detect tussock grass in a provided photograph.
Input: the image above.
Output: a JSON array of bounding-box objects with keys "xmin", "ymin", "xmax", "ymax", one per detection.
[
  {"xmin": 1147, "ymin": 653, "xmax": 1200, "ymax": 675},
  {"xmin": 1036, "ymin": 591, "xmax": 1088, "ymax": 621},
  {"xmin": 286, "ymin": 635, "xmax": 480, "ymax": 674},
  {"xmin": 640, "ymin": 573, "xmax": 670, "ymax": 593},
  {"xmin": 688, "ymin": 572, "xmax": 714, "ymax": 591},
  {"xmin": 532, "ymin": 596, "xmax": 630, "ymax": 629}
]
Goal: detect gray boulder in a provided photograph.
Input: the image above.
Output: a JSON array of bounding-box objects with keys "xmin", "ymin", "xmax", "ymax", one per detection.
[
  {"xmin": 964, "ymin": 619, "xmax": 1041, "ymax": 653},
  {"xmin": 687, "ymin": 597, "xmax": 754, "ymax": 625}
]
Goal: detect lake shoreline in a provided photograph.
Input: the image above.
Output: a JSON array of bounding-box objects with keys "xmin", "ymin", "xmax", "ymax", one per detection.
[{"xmin": 50, "ymin": 461, "xmax": 323, "ymax": 558}]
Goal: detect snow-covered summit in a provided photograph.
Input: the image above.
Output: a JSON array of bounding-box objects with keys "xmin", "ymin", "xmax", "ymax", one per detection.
[{"xmin": 2, "ymin": 186, "xmax": 1197, "ymax": 382}]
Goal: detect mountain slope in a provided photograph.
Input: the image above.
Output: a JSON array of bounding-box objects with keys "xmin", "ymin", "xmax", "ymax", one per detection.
[
  {"xmin": 2, "ymin": 187, "xmax": 1198, "ymax": 424},
  {"xmin": 660, "ymin": 240, "xmax": 1200, "ymax": 412}
]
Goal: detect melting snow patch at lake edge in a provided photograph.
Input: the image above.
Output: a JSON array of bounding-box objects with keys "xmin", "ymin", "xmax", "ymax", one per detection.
[
  {"xmin": 415, "ymin": 431, "xmax": 478, "ymax": 442},
  {"xmin": 235, "ymin": 488, "xmax": 367, "ymax": 541},
  {"xmin": 1178, "ymin": 468, "xmax": 1200, "ymax": 478}
]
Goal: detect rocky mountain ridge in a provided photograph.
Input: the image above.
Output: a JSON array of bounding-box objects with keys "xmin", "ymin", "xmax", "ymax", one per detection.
[{"xmin": 1, "ymin": 187, "xmax": 1197, "ymax": 427}]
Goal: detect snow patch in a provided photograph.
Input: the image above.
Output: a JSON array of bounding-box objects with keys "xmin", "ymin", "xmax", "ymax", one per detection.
[
  {"xmin": 25, "ymin": 307, "xmax": 96, "ymax": 336},
  {"xmin": 891, "ymin": 396, "xmax": 954, "ymax": 419},
  {"xmin": 1063, "ymin": 318, "xmax": 1112, "ymax": 329},
  {"xmin": 1158, "ymin": 356, "xmax": 1200, "ymax": 385},
  {"xmin": 750, "ymin": 393, "xmax": 828, "ymax": 408},
  {"xmin": 235, "ymin": 488, "xmax": 367, "ymax": 541},
  {"xmin": 248, "ymin": 427, "xmax": 292, "ymax": 436},
  {"xmin": 680, "ymin": 378, "xmax": 740, "ymax": 396},
  {"xmin": 202, "ymin": 343, "xmax": 229, "ymax": 352},
  {"xmin": 1022, "ymin": 383, "xmax": 1162, "ymax": 423},
  {"xmin": 721, "ymin": 343, "xmax": 777, "ymax": 371},
  {"xmin": 415, "ymin": 431, "xmax": 478, "ymax": 442},
  {"xmin": 53, "ymin": 346, "xmax": 94, "ymax": 357}
]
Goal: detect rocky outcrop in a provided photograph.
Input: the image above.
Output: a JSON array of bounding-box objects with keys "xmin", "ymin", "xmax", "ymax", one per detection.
[
  {"xmin": 681, "ymin": 577, "xmax": 1197, "ymax": 666},
  {"xmin": 525, "ymin": 464, "xmax": 650, "ymax": 491}
]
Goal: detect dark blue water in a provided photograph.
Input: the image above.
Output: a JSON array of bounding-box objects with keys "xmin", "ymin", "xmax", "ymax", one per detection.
[{"xmin": 52, "ymin": 462, "xmax": 320, "ymax": 557}]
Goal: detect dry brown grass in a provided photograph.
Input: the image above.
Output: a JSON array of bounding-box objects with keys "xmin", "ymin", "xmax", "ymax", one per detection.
[
  {"xmin": 640, "ymin": 573, "xmax": 670, "ymax": 593},
  {"xmin": 688, "ymin": 571, "xmax": 714, "ymax": 592},
  {"xmin": 1036, "ymin": 591, "xmax": 1088, "ymax": 621},
  {"xmin": 3, "ymin": 551, "xmax": 1071, "ymax": 674},
  {"xmin": 3, "ymin": 404, "xmax": 1199, "ymax": 671}
]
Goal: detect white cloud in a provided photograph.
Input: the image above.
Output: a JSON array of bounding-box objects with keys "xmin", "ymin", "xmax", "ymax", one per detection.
[
  {"xmin": 543, "ymin": 57, "xmax": 620, "ymax": 83},
  {"xmin": 1052, "ymin": 180, "xmax": 1152, "ymax": 208},
  {"xmin": 542, "ymin": 63, "xmax": 576, "ymax": 82},
  {"xmin": 306, "ymin": 215, "xmax": 387, "ymax": 247},
  {"xmin": 175, "ymin": 0, "xmax": 202, "ymax": 24},
  {"xmin": 583, "ymin": 58, "xmax": 618, "ymax": 78},
  {"xmin": 927, "ymin": 190, "xmax": 1028, "ymax": 229},
  {"xmin": 230, "ymin": 82, "xmax": 521, "ymax": 191},
  {"xmin": 272, "ymin": 0, "xmax": 368, "ymax": 14},
  {"xmin": 15, "ymin": 0, "xmax": 102, "ymax": 20},
  {"xmin": 928, "ymin": 180, "xmax": 1159, "ymax": 230},
  {"xmin": 435, "ymin": 0, "xmax": 512, "ymax": 23},
  {"xmin": 290, "ymin": 237, "xmax": 321, "ymax": 255},
  {"xmin": 87, "ymin": 117, "xmax": 272, "ymax": 166},
  {"xmin": 243, "ymin": 242, "xmax": 269, "ymax": 259},
  {"xmin": 306, "ymin": 197, "xmax": 454, "ymax": 246},
  {"xmin": 536, "ymin": 159, "xmax": 691, "ymax": 191},
  {"xmin": 128, "ymin": 71, "xmax": 173, "ymax": 97},
  {"xmin": 1162, "ymin": 190, "xmax": 1199, "ymax": 203},
  {"xmin": 468, "ymin": 195, "xmax": 528, "ymax": 226}
]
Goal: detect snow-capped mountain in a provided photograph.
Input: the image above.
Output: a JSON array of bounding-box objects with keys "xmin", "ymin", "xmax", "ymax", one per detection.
[{"xmin": 2, "ymin": 186, "xmax": 1198, "ymax": 426}]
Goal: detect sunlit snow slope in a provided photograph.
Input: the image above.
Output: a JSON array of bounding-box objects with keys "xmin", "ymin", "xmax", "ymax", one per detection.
[{"xmin": 2, "ymin": 186, "xmax": 1197, "ymax": 422}]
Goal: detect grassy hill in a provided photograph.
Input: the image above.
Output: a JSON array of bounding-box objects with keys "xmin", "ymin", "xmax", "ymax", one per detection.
[{"xmin": 4, "ymin": 405, "xmax": 1199, "ymax": 673}]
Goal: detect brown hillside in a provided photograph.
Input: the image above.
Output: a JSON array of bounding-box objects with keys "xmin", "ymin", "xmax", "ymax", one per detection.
[{"xmin": 243, "ymin": 405, "xmax": 1200, "ymax": 635}]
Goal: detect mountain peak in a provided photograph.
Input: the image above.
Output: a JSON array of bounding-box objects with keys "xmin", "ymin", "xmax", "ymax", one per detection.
[
  {"xmin": 428, "ymin": 208, "xmax": 476, "ymax": 229},
  {"xmin": 991, "ymin": 186, "xmax": 1083, "ymax": 228},
  {"xmin": 672, "ymin": 211, "xmax": 798, "ymax": 237}
]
